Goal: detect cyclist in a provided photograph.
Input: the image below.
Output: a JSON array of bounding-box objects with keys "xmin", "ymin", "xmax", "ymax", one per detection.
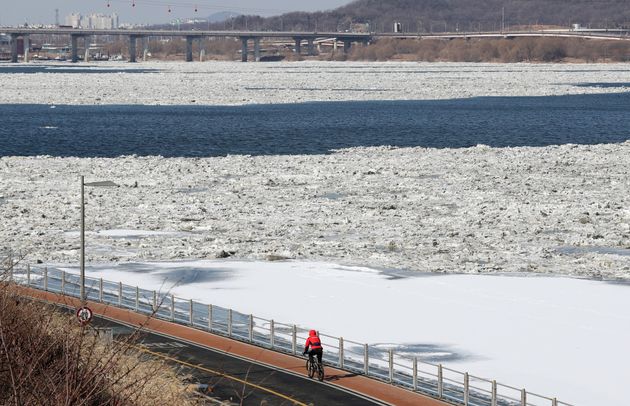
[{"xmin": 302, "ymin": 329, "xmax": 323, "ymax": 365}]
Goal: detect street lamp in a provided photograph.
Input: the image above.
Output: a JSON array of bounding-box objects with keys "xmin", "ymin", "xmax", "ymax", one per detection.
[{"xmin": 80, "ymin": 176, "xmax": 118, "ymax": 302}]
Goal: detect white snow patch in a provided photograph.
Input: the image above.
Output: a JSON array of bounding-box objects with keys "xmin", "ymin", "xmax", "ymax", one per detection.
[{"xmin": 55, "ymin": 259, "xmax": 630, "ymax": 406}]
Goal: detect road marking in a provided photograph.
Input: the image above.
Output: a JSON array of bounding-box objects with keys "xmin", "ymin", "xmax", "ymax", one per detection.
[{"xmin": 132, "ymin": 345, "xmax": 310, "ymax": 406}]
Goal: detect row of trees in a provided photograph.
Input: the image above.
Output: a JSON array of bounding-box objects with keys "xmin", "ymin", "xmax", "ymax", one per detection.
[{"xmin": 350, "ymin": 37, "xmax": 630, "ymax": 62}]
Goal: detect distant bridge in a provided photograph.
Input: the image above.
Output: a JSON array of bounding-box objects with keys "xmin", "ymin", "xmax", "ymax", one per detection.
[{"xmin": 1, "ymin": 27, "xmax": 629, "ymax": 63}]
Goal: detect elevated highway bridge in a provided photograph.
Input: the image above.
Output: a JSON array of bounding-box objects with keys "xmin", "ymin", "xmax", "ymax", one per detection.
[{"xmin": 1, "ymin": 27, "xmax": 629, "ymax": 63}]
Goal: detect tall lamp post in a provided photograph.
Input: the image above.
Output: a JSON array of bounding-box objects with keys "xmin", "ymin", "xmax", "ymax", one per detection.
[{"xmin": 80, "ymin": 176, "xmax": 118, "ymax": 302}]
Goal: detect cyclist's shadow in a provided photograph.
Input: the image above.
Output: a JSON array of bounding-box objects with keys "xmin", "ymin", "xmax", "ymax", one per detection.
[{"xmin": 324, "ymin": 372, "xmax": 360, "ymax": 382}]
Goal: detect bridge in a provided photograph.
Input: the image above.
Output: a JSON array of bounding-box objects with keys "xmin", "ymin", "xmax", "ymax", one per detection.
[
  {"xmin": 0, "ymin": 27, "xmax": 371, "ymax": 63},
  {"xmin": 1, "ymin": 27, "xmax": 629, "ymax": 63}
]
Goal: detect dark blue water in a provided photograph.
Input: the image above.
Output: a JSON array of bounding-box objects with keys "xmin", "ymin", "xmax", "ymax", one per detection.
[
  {"xmin": 0, "ymin": 65, "xmax": 158, "ymax": 74},
  {"xmin": 1, "ymin": 93, "xmax": 628, "ymax": 157}
]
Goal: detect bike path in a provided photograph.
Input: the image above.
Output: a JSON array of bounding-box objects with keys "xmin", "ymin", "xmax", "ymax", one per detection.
[
  {"xmin": 92, "ymin": 316, "xmax": 378, "ymax": 405},
  {"xmin": 17, "ymin": 286, "xmax": 448, "ymax": 406}
]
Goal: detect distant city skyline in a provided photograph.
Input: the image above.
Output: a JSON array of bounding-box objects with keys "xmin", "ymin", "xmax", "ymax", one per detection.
[{"xmin": 1, "ymin": 0, "xmax": 353, "ymax": 27}]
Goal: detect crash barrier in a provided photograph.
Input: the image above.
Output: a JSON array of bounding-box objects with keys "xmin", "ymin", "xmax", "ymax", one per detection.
[{"xmin": 7, "ymin": 264, "xmax": 574, "ymax": 406}]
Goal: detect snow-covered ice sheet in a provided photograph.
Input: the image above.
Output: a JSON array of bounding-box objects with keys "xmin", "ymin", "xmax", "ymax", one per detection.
[{"xmin": 55, "ymin": 259, "xmax": 630, "ymax": 406}]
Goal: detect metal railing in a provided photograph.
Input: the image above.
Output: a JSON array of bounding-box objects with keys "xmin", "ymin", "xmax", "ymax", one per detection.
[{"xmin": 7, "ymin": 264, "xmax": 573, "ymax": 406}]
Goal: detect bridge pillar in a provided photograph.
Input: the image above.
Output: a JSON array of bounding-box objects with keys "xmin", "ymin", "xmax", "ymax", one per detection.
[
  {"xmin": 10, "ymin": 34, "xmax": 19, "ymax": 63},
  {"xmin": 23, "ymin": 35, "xmax": 30, "ymax": 63},
  {"xmin": 142, "ymin": 37, "xmax": 149, "ymax": 61},
  {"xmin": 307, "ymin": 38, "xmax": 315, "ymax": 56},
  {"xmin": 343, "ymin": 40, "xmax": 352, "ymax": 54},
  {"xmin": 240, "ymin": 37, "xmax": 249, "ymax": 62},
  {"xmin": 128, "ymin": 35, "xmax": 137, "ymax": 63},
  {"xmin": 294, "ymin": 38, "xmax": 302, "ymax": 56},
  {"xmin": 253, "ymin": 38, "xmax": 261, "ymax": 62},
  {"xmin": 71, "ymin": 34, "xmax": 80, "ymax": 63},
  {"xmin": 84, "ymin": 36, "xmax": 90, "ymax": 62},
  {"xmin": 185, "ymin": 36, "xmax": 194, "ymax": 62}
]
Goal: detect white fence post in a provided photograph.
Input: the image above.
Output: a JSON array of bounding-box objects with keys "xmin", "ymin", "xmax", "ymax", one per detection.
[
  {"xmin": 552, "ymin": 398, "xmax": 558, "ymax": 406},
  {"xmin": 99, "ymin": 278, "xmax": 103, "ymax": 302},
  {"xmin": 438, "ymin": 364, "xmax": 444, "ymax": 399},
  {"xmin": 521, "ymin": 389, "xmax": 527, "ymax": 406},
  {"xmin": 339, "ymin": 337, "xmax": 344, "ymax": 368},
  {"xmin": 170, "ymin": 295, "xmax": 175, "ymax": 321},
  {"xmin": 118, "ymin": 282, "xmax": 122, "ymax": 306},
  {"xmin": 61, "ymin": 270, "xmax": 66, "ymax": 294},
  {"xmin": 44, "ymin": 267, "xmax": 48, "ymax": 291},
  {"xmin": 292, "ymin": 325, "xmax": 297, "ymax": 355},
  {"xmin": 464, "ymin": 372, "xmax": 470, "ymax": 405},
  {"xmin": 135, "ymin": 286, "xmax": 139, "ymax": 311},
  {"xmin": 26, "ymin": 264, "xmax": 30, "ymax": 285},
  {"xmin": 228, "ymin": 309, "xmax": 233, "ymax": 337},
  {"xmin": 208, "ymin": 304, "xmax": 212, "ymax": 330},
  {"xmin": 189, "ymin": 299, "xmax": 193, "ymax": 326},
  {"xmin": 270, "ymin": 319, "xmax": 275, "ymax": 348},
  {"xmin": 364, "ymin": 344, "xmax": 369, "ymax": 375},
  {"xmin": 413, "ymin": 357, "xmax": 418, "ymax": 391},
  {"xmin": 388, "ymin": 349, "xmax": 394, "ymax": 383},
  {"xmin": 491, "ymin": 380, "xmax": 497, "ymax": 406},
  {"xmin": 152, "ymin": 290, "xmax": 157, "ymax": 312},
  {"xmin": 248, "ymin": 314, "xmax": 253, "ymax": 342}
]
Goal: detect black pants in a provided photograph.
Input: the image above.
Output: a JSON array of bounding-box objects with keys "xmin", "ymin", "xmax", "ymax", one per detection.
[{"xmin": 308, "ymin": 348, "xmax": 323, "ymax": 364}]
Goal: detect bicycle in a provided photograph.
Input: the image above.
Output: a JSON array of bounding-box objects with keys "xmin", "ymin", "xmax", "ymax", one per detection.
[{"xmin": 306, "ymin": 356, "xmax": 325, "ymax": 381}]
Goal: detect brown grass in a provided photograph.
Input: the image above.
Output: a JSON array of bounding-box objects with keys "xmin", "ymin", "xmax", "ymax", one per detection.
[
  {"xmin": 349, "ymin": 37, "xmax": 630, "ymax": 63},
  {"xmin": 0, "ymin": 258, "xmax": 199, "ymax": 406}
]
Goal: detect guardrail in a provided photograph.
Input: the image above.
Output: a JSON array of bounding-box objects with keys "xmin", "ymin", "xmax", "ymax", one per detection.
[{"xmin": 7, "ymin": 264, "xmax": 574, "ymax": 406}]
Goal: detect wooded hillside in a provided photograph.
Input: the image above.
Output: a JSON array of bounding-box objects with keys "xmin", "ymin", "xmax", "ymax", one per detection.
[{"xmin": 195, "ymin": 0, "xmax": 630, "ymax": 33}]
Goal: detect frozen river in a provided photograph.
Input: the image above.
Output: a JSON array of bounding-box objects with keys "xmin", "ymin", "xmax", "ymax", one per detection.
[{"xmin": 1, "ymin": 61, "xmax": 629, "ymax": 404}]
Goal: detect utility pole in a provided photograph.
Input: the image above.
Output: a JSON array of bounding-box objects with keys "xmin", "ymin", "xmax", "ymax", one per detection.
[
  {"xmin": 502, "ymin": 6, "xmax": 505, "ymax": 33},
  {"xmin": 55, "ymin": 8, "xmax": 59, "ymax": 27}
]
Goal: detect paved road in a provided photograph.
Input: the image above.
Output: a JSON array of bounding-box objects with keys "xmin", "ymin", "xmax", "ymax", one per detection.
[{"xmin": 92, "ymin": 316, "xmax": 385, "ymax": 406}]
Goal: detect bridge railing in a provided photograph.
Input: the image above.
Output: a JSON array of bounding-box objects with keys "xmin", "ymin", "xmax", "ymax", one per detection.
[{"xmin": 8, "ymin": 264, "xmax": 574, "ymax": 406}]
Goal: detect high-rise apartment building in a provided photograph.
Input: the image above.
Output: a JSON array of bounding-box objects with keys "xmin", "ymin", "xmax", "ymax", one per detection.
[{"xmin": 65, "ymin": 13, "xmax": 119, "ymax": 29}]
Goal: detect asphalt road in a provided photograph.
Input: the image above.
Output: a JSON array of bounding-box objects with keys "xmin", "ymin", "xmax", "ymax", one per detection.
[{"xmin": 92, "ymin": 316, "xmax": 386, "ymax": 406}]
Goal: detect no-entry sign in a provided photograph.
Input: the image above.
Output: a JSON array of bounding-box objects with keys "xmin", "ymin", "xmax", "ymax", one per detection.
[{"xmin": 76, "ymin": 306, "xmax": 93, "ymax": 325}]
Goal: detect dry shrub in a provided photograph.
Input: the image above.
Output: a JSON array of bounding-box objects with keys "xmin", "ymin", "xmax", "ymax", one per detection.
[
  {"xmin": 0, "ymin": 264, "xmax": 197, "ymax": 406},
  {"xmin": 350, "ymin": 36, "xmax": 630, "ymax": 63},
  {"xmin": 200, "ymin": 38, "xmax": 240, "ymax": 60},
  {"xmin": 534, "ymin": 37, "xmax": 567, "ymax": 61}
]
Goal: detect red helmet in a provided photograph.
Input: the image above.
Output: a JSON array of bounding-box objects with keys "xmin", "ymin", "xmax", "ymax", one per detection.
[{"xmin": 309, "ymin": 329, "xmax": 317, "ymax": 337}]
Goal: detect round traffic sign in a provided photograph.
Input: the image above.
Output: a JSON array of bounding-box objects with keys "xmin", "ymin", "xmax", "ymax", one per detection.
[{"xmin": 76, "ymin": 306, "xmax": 93, "ymax": 325}]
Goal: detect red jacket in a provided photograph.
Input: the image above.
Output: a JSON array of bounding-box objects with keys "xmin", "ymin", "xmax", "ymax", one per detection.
[{"xmin": 304, "ymin": 329, "xmax": 322, "ymax": 352}]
